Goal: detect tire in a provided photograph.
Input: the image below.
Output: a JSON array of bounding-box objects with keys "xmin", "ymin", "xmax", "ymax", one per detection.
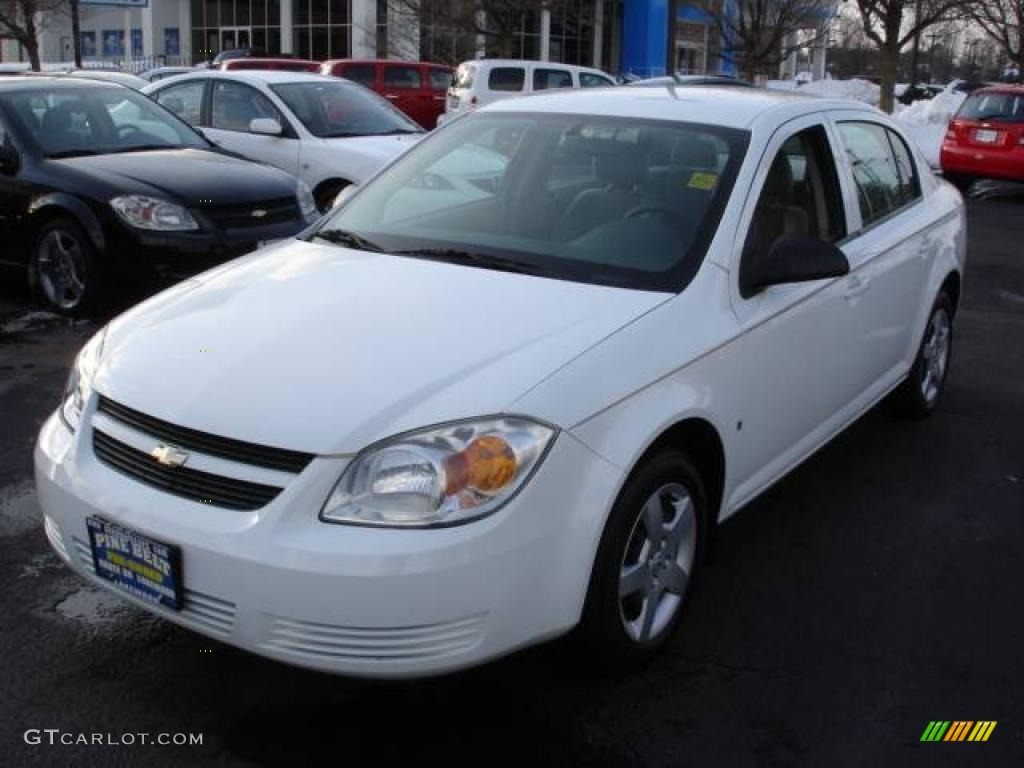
[
  {"xmin": 29, "ymin": 217, "xmax": 103, "ymax": 316},
  {"xmin": 579, "ymin": 450, "xmax": 707, "ymax": 666},
  {"xmin": 891, "ymin": 293, "xmax": 954, "ymax": 418}
]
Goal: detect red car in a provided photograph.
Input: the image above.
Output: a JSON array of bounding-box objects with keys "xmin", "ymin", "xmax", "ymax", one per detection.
[
  {"xmin": 320, "ymin": 59, "xmax": 452, "ymax": 129},
  {"xmin": 941, "ymin": 85, "xmax": 1024, "ymax": 188},
  {"xmin": 220, "ymin": 58, "xmax": 320, "ymax": 73}
]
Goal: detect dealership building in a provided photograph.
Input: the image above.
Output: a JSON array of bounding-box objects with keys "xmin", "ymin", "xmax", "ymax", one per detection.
[{"xmin": 1, "ymin": 0, "xmax": 824, "ymax": 80}]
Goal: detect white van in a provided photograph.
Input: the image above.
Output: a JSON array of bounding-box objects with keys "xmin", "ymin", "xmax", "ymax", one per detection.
[{"xmin": 443, "ymin": 59, "xmax": 616, "ymax": 122}]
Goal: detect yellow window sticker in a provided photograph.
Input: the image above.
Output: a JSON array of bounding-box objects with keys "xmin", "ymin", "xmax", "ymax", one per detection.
[{"xmin": 688, "ymin": 172, "xmax": 718, "ymax": 191}]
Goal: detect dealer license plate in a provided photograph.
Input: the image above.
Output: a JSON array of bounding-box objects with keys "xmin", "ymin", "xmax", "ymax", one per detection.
[{"xmin": 86, "ymin": 517, "xmax": 182, "ymax": 610}]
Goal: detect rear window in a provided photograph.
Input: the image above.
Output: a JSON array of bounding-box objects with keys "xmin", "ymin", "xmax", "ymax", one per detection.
[
  {"xmin": 384, "ymin": 66, "xmax": 422, "ymax": 89},
  {"xmin": 429, "ymin": 68, "xmax": 451, "ymax": 91},
  {"xmin": 342, "ymin": 64, "xmax": 376, "ymax": 87},
  {"xmin": 488, "ymin": 67, "xmax": 525, "ymax": 92},
  {"xmin": 533, "ymin": 68, "xmax": 572, "ymax": 91},
  {"xmin": 958, "ymin": 91, "xmax": 1024, "ymax": 122}
]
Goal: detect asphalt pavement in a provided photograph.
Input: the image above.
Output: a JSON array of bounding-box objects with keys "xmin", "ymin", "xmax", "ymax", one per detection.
[{"xmin": 1, "ymin": 196, "xmax": 1021, "ymax": 767}]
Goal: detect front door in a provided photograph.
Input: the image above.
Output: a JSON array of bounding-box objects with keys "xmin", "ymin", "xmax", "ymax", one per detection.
[
  {"xmin": 727, "ymin": 117, "xmax": 865, "ymax": 507},
  {"xmin": 205, "ymin": 80, "xmax": 300, "ymax": 178}
]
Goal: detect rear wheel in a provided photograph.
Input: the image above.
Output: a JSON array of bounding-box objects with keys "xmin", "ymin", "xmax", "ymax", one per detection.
[
  {"xmin": 892, "ymin": 293, "xmax": 953, "ymax": 418},
  {"xmin": 580, "ymin": 450, "xmax": 706, "ymax": 665},
  {"xmin": 30, "ymin": 218, "xmax": 102, "ymax": 315}
]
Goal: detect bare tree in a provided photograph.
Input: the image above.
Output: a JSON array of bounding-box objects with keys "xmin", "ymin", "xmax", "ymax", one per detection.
[
  {"xmin": 968, "ymin": 0, "xmax": 1024, "ymax": 74},
  {"xmin": 851, "ymin": 0, "xmax": 964, "ymax": 113},
  {"xmin": 0, "ymin": 0, "xmax": 68, "ymax": 71},
  {"xmin": 694, "ymin": 0, "xmax": 836, "ymax": 81}
]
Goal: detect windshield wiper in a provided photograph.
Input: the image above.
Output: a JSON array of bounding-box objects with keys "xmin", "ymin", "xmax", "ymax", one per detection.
[
  {"xmin": 391, "ymin": 247, "xmax": 541, "ymax": 275},
  {"xmin": 115, "ymin": 144, "xmax": 176, "ymax": 153},
  {"xmin": 310, "ymin": 229, "xmax": 385, "ymax": 252},
  {"xmin": 46, "ymin": 149, "xmax": 102, "ymax": 158}
]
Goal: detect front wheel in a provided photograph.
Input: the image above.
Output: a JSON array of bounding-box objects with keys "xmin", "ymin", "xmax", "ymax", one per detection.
[
  {"xmin": 580, "ymin": 450, "xmax": 706, "ymax": 665},
  {"xmin": 891, "ymin": 293, "xmax": 953, "ymax": 418},
  {"xmin": 29, "ymin": 218, "xmax": 102, "ymax": 315}
]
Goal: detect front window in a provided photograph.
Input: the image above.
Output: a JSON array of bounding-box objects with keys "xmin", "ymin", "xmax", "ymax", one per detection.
[
  {"xmin": 315, "ymin": 112, "xmax": 747, "ymax": 292},
  {"xmin": 269, "ymin": 81, "xmax": 422, "ymax": 138},
  {"xmin": 4, "ymin": 85, "xmax": 208, "ymax": 158}
]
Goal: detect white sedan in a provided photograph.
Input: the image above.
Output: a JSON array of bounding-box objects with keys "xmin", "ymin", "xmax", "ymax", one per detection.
[
  {"xmin": 143, "ymin": 71, "xmax": 423, "ymax": 211},
  {"xmin": 35, "ymin": 86, "xmax": 966, "ymax": 678}
]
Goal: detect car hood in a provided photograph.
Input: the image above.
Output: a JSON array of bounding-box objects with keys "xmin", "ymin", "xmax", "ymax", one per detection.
[
  {"xmin": 322, "ymin": 133, "xmax": 422, "ymax": 160},
  {"xmin": 96, "ymin": 240, "xmax": 667, "ymax": 455},
  {"xmin": 52, "ymin": 148, "xmax": 296, "ymax": 203}
]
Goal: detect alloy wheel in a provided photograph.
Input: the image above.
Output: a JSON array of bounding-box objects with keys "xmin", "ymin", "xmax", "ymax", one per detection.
[
  {"xmin": 920, "ymin": 306, "xmax": 951, "ymax": 405},
  {"xmin": 37, "ymin": 229, "xmax": 87, "ymax": 310},
  {"xmin": 618, "ymin": 482, "xmax": 697, "ymax": 643}
]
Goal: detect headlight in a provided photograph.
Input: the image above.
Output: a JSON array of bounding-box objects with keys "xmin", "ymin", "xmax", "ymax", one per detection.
[
  {"xmin": 60, "ymin": 327, "xmax": 107, "ymax": 432},
  {"xmin": 110, "ymin": 195, "xmax": 198, "ymax": 231},
  {"xmin": 296, "ymin": 181, "xmax": 318, "ymax": 219},
  {"xmin": 321, "ymin": 416, "xmax": 556, "ymax": 528}
]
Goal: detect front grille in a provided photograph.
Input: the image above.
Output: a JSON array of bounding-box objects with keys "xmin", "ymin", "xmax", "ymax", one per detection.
[
  {"xmin": 198, "ymin": 197, "xmax": 299, "ymax": 230},
  {"xmin": 93, "ymin": 430, "xmax": 282, "ymax": 511},
  {"xmin": 97, "ymin": 396, "xmax": 313, "ymax": 473}
]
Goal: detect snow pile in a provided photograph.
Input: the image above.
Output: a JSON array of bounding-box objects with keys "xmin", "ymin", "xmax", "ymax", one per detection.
[
  {"xmin": 800, "ymin": 78, "xmax": 881, "ymax": 107},
  {"xmin": 893, "ymin": 90, "xmax": 966, "ymax": 169}
]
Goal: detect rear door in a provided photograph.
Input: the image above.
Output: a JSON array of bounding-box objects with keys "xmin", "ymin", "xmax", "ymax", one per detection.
[
  {"xmin": 381, "ymin": 63, "xmax": 425, "ymax": 125},
  {"xmin": 831, "ymin": 116, "xmax": 932, "ymax": 387},
  {"xmin": 531, "ymin": 66, "xmax": 573, "ymax": 94},
  {"xmin": 425, "ymin": 66, "xmax": 451, "ymax": 128}
]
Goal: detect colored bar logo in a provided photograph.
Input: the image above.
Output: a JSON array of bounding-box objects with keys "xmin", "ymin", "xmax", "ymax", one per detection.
[{"xmin": 920, "ymin": 721, "xmax": 997, "ymax": 742}]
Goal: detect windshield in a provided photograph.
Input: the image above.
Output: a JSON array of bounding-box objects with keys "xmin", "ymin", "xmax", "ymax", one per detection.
[
  {"xmin": 269, "ymin": 81, "xmax": 422, "ymax": 138},
  {"xmin": 317, "ymin": 112, "xmax": 748, "ymax": 291},
  {"xmin": 958, "ymin": 91, "xmax": 1024, "ymax": 122},
  {"xmin": 3, "ymin": 85, "xmax": 208, "ymax": 157}
]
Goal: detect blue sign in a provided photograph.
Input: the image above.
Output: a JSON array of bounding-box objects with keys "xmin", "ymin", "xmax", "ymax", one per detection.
[
  {"xmin": 87, "ymin": 516, "xmax": 182, "ymax": 611},
  {"xmin": 80, "ymin": 31, "xmax": 97, "ymax": 58},
  {"xmin": 165, "ymin": 27, "xmax": 180, "ymax": 56},
  {"xmin": 102, "ymin": 29, "xmax": 124, "ymax": 57}
]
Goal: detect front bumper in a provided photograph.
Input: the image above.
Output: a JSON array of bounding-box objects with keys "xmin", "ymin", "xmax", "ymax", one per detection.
[
  {"xmin": 34, "ymin": 409, "xmax": 621, "ymax": 678},
  {"xmin": 106, "ymin": 219, "xmax": 307, "ymax": 281}
]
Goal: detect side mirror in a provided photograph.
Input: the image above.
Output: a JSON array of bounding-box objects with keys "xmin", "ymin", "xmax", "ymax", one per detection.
[
  {"xmin": 0, "ymin": 144, "xmax": 20, "ymax": 175},
  {"xmin": 249, "ymin": 117, "xmax": 283, "ymax": 136},
  {"xmin": 740, "ymin": 236, "xmax": 849, "ymax": 298},
  {"xmin": 331, "ymin": 183, "xmax": 359, "ymax": 209}
]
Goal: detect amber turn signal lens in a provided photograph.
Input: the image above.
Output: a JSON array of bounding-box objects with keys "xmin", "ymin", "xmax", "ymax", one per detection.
[{"xmin": 443, "ymin": 435, "xmax": 517, "ymax": 496}]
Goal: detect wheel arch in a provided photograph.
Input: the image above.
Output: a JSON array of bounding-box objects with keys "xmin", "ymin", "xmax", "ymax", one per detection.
[
  {"xmin": 940, "ymin": 269, "xmax": 961, "ymax": 317},
  {"xmin": 312, "ymin": 177, "xmax": 352, "ymax": 211},
  {"xmin": 28, "ymin": 194, "xmax": 107, "ymax": 254}
]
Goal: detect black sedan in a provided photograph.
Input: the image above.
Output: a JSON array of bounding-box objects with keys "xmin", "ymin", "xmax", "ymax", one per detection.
[{"xmin": 0, "ymin": 77, "xmax": 316, "ymax": 314}]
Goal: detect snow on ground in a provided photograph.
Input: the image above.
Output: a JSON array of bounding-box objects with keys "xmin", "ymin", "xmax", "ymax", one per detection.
[
  {"xmin": 800, "ymin": 78, "xmax": 882, "ymax": 107},
  {"xmin": 893, "ymin": 90, "xmax": 967, "ymax": 168},
  {"xmin": 769, "ymin": 77, "xmax": 967, "ymax": 170}
]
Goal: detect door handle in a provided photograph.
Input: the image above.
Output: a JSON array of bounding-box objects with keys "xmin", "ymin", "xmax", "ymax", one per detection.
[{"xmin": 844, "ymin": 273, "xmax": 870, "ymax": 299}]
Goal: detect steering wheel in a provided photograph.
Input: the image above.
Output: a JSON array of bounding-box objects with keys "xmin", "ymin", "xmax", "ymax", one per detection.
[
  {"xmin": 624, "ymin": 203, "xmax": 675, "ymax": 221},
  {"xmin": 117, "ymin": 124, "xmax": 143, "ymax": 138}
]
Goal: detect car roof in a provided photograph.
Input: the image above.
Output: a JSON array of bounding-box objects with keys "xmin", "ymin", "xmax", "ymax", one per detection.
[
  {"xmin": 322, "ymin": 59, "xmax": 450, "ymax": 68},
  {"xmin": 481, "ymin": 85, "xmax": 873, "ymax": 129},
  {"xmin": 0, "ymin": 75, "xmax": 129, "ymax": 91},
  {"xmin": 458, "ymin": 59, "xmax": 606, "ymax": 73},
  {"xmin": 156, "ymin": 69, "xmax": 337, "ymax": 86}
]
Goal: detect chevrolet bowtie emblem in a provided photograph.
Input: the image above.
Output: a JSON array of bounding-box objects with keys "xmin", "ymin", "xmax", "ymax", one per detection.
[
  {"xmin": 151, "ymin": 443, "xmax": 189, "ymax": 468},
  {"xmin": 251, "ymin": 208, "xmax": 268, "ymax": 218}
]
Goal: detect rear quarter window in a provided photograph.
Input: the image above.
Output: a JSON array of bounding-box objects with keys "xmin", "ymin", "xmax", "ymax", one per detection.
[{"xmin": 488, "ymin": 67, "xmax": 525, "ymax": 92}]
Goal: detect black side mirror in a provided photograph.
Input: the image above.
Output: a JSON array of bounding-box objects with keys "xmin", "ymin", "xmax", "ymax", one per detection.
[
  {"xmin": 740, "ymin": 236, "xmax": 849, "ymax": 298},
  {"xmin": 0, "ymin": 144, "xmax": 19, "ymax": 175}
]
